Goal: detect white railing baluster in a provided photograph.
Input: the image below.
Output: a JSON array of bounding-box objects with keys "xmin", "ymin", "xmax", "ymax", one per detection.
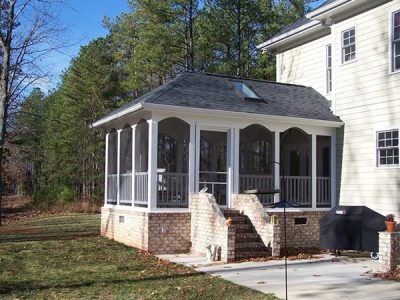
[
  {"xmin": 155, "ymin": 172, "xmax": 189, "ymax": 208},
  {"xmin": 316, "ymin": 177, "xmax": 331, "ymax": 207},
  {"xmin": 107, "ymin": 174, "xmax": 118, "ymax": 204},
  {"xmin": 119, "ymin": 173, "xmax": 132, "ymax": 205},
  {"xmin": 134, "ymin": 172, "xmax": 148, "ymax": 206}
]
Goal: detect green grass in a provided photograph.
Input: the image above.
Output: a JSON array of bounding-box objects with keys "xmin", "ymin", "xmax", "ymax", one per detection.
[{"xmin": 0, "ymin": 214, "xmax": 277, "ymax": 299}]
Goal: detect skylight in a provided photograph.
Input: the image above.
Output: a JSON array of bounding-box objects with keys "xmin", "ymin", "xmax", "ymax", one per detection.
[{"xmin": 230, "ymin": 81, "xmax": 262, "ymax": 100}]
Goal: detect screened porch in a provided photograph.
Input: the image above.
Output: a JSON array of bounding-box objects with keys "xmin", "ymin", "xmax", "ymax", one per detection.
[{"xmin": 105, "ymin": 117, "xmax": 335, "ymax": 210}]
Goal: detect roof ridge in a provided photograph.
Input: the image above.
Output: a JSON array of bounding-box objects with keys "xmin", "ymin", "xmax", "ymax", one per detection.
[{"xmin": 192, "ymin": 72, "xmax": 307, "ymax": 88}]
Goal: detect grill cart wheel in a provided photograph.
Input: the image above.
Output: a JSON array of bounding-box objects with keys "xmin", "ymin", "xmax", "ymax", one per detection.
[{"xmin": 370, "ymin": 252, "xmax": 379, "ymax": 260}]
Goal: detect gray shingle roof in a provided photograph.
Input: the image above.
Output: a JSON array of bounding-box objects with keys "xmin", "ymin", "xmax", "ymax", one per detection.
[
  {"xmin": 272, "ymin": 0, "xmax": 336, "ymax": 38},
  {"xmin": 97, "ymin": 72, "xmax": 341, "ymax": 124}
]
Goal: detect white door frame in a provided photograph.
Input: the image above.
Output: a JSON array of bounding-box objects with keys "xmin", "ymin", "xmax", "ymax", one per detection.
[{"xmin": 195, "ymin": 125, "xmax": 234, "ymax": 208}]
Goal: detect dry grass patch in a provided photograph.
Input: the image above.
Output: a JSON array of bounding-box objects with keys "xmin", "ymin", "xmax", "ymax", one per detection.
[{"xmin": 0, "ymin": 214, "xmax": 278, "ymax": 299}]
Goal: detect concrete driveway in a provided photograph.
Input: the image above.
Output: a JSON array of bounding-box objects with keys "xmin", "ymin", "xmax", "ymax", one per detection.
[{"xmin": 158, "ymin": 253, "xmax": 400, "ymax": 299}]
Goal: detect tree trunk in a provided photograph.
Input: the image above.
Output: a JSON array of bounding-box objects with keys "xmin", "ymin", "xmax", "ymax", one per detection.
[{"xmin": 0, "ymin": 0, "xmax": 16, "ymax": 226}]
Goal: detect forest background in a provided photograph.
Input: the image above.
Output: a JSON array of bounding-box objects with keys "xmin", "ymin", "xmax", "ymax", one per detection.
[{"xmin": 4, "ymin": 0, "xmax": 322, "ymax": 209}]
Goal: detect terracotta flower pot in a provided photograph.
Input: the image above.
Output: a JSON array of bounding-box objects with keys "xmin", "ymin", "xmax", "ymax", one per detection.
[{"xmin": 385, "ymin": 221, "xmax": 396, "ymax": 233}]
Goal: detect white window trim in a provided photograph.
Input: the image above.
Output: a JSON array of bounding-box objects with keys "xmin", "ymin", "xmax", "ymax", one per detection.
[
  {"xmin": 326, "ymin": 44, "xmax": 332, "ymax": 95},
  {"xmin": 389, "ymin": 9, "xmax": 400, "ymax": 74},
  {"xmin": 375, "ymin": 128, "xmax": 399, "ymax": 168},
  {"xmin": 341, "ymin": 27, "xmax": 356, "ymax": 64}
]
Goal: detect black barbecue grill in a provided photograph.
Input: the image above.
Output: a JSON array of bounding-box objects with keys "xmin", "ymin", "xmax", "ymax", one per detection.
[{"xmin": 320, "ymin": 206, "xmax": 385, "ymax": 257}]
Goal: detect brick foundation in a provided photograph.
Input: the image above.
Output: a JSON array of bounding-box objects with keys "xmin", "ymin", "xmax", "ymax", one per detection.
[
  {"xmin": 101, "ymin": 207, "xmax": 191, "ymax": 254},
  {"xmin": 272, "ymin": 210, "xmax": 327, "ymax": 248},
  {"xmin": 379, "ymin": 231, "xmax": 400, "ymax": 272},
  {"xmin": 101, "ymin": 196, "xmax": 326, "ymax": 259},
  {"xmin": 189, "ymin": 193, "xmax": 235, "ymax": 263},
  {"xmin": 232, "ymin": 194, "xmax": 281, "ymax": 256}
]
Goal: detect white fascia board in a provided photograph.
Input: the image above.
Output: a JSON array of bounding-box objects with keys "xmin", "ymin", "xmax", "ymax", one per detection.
[
  {"xmin": 90, "ymin": 103, "xmax": 143, "ymax": 128},
  {"xmin": 144, "ymin": 103, "xmax": 343, "ymax": 128},
  {"xmin": 305, "ymin": 0, "xmax": 352, "ymax": 19},
  {"xmin": 257, "ymin": 20, "xmax": 321, "ymax": 51}
]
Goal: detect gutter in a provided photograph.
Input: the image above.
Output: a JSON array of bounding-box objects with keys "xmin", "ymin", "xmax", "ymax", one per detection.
[
  {"xmin": 144, "ymin": 103, "xmax": 344, "ymax": 128},
  {"xmin": 258, "ymin": 0, "xmax": 354, "ymax": 51},
  {"xmin": 90, "ymin": 103, "xmax": 143, "ymax": 128},
  {"xmin": 90, "ymin": 102, "xmax": 343, "ymax": 129},
  {"xmin": 306, "ymin": 0, "xmax": 352, "ymax": 19},
  {"xmin": 257, "ymin": 20, "xmax": 321, "ymax": 50}
]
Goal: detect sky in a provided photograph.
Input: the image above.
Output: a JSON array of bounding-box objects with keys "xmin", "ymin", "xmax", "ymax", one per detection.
[
  {"xmin": 45, "ymin": 0, "xmax": 130, "ymax": 89},
  {"xmin": 44, "ymin": 0, "xmax": 326, "ymax": 89}
]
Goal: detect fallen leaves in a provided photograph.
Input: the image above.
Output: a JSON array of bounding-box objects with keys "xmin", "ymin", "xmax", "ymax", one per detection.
[{"xmin": 373, "ymin": 269, "xmax": 400, "ymax": 282}]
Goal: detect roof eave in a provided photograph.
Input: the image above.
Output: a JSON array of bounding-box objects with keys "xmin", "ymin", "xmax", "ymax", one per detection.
[
  {"xmin": 90, "ymin": 103, "xmax": 144, "ymax": 128},
  {"xmin": 259, "ymin": 0, "xmax": 370, "ymax": 52},
  {"xmin": 305, "ymin": 0, "xmax": 352, "ymax": 19},
  {"xmin": 145, "ymin": 103, "xmax": 343, "ymax": 128},
  {"xmin": 257, "ymin": 20, "xmax": 323, "ymax": 52}
]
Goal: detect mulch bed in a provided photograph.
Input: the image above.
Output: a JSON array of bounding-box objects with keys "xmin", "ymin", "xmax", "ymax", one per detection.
[
  {"xmin": 373, "ymin": 269, "xmax": 400, "ymax": 282},
  {"xmin": 238, "ymin": 247, "xmax": 323, "ymax": 263}
]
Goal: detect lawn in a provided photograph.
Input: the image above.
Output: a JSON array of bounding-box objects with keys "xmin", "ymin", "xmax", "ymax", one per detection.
[{"xmin": 0, "ymin": 214, "xmax": 277, "ymax": 299}]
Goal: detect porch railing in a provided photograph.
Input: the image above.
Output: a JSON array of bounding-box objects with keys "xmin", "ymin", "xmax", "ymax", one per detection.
[
  {"xmin": 199, "ymin": 171, "xmax": 227, "ymax": 206},
  {"xmin": 107, "ymin": 174, "xmax": 117, "ymax": 204},
  {"xmin": 239, "ymin": 174, "xmax": 274, "ymax": 205},
  {"xmin": 157, "ymin": 172, "xmax": 189, "ymax": 208},
  {"xmin": 281, "ymin": 176, "xmax": 311, "ymax": 207},
  {"xmin": 317, "ymin": 177, "xmax": 331, "ymax": 207},
  {"xmin": 134, "ymin": 172, "xmax": 148, "ymax": 206},
  {"xmin": 119, "ymin": 173, "xmax": 132, "ymax": 205}
]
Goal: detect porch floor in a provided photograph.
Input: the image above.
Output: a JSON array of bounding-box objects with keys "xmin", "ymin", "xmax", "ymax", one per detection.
[{"xmin": 158, "ymin": 253, "xmax": 400, "ymax": 300}]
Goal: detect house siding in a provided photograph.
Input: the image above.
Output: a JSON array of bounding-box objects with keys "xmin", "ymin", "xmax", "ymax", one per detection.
[
  {"xmin": 277, "ymin": 0, "xmax": 400, "ymax": 217},
  {"xmin": 277, "ymin": 34, "xmax": 332, "ymax": 97}
]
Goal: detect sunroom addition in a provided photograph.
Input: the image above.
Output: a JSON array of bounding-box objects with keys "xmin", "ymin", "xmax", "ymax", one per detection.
[
  {"xmin": 105, "ymin": 119, "xmax": 335, "ymax": 210},
  {"xmin": 95, "ymin": 72, "xmax": 342, "ymax": 211}
]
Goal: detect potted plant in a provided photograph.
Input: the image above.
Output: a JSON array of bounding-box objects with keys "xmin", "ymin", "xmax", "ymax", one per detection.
[{"xmin": 385, "ymin": 214, "xmax": 396, "ymax": 233}]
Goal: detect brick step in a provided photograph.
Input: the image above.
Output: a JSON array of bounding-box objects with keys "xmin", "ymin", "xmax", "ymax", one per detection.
[
  {"xmin": 227, "ymin": 215, "xmax": 247, "ymax": 224},
  {"xmin": 221, "ymin": 209, "xmax": 241, "ymax": 218},
  {"xmin": 235, "ymin": 232, "xmax": 261, "ymax": 243},
  {"xmin": 235, "ymin": 242, "xmax": 268, "ymax": 251},
  {"xmin": 231, "ymin": 223, "xmax": 254, "ymax": 233},
  {"xmin": 235, "ymin": 251, "xmax": 270, "ymax": 260}
]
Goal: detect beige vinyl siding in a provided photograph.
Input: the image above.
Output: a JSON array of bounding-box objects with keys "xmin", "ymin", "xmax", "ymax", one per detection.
[
  {"xmin": 277, "ymin": 0, "xmax": 400, "ymax": 217},
  {"xmin": 334, "ymin": 0, "xmax": 400, "ymax": 216},
  {"xmin": 277, "ymin": 35, "xmax": 331, "ymax": 97}
]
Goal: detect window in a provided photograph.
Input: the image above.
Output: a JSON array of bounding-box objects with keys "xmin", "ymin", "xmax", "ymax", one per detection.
[
  {"xmin": 377, "ymin": 129, "xmax": 399, "ymax": 167},
  {"xmin": 391, "ymin": 10, "xmax": 400, "ymax": 72},
  {"xmin": 342, "ymin": 28, "xmax": 356, "ymax": 63},
  {"xmin": 326, "ymin": 44, "xmax": 332, "ymax": 93},
  {"xmin": 230, "ymin": 81, "xmax": 262, "ymax": 100}
]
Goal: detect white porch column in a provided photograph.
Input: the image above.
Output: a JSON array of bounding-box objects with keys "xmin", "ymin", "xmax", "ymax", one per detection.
[
  {"xmin": 131, "ymin": 124, "xmax": 137, "ymax": 207},
  {"xmin": 104, "ymin": 133, "xmax": 109, "ymax": 206},
  {"xmin": 233, "ymin": 127, "xmax": 240, "ymax": 194},
  {"xmin": 311, "ymin": 134, "xmax": 317, "ymax": 209},
  {"xmin": 273, "ymin": 131, "xmax": 280, "ymax": 203},
  {"xmin": 188, "ymin": 121, "xmax": 196, "ymax": 194},
  {"xmin": 148, "ymin": 120, "xmax": 158, "ymax": 211},
  {"xmin": 330, "ymin": 132, "xmax": 337, "ymax": 207},
  {"xmin": 227, "ymin": 128, "xmax": 235, "ymax": 208},
  {"xmin": 116, "ymin": 129, "xmax": 122, "ymax": 206}
]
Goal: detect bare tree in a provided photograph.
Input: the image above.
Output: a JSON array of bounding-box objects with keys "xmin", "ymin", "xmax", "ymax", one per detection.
[{"xmin": 0, "ymin": 0, "xmax": 64, "ymax": 225}]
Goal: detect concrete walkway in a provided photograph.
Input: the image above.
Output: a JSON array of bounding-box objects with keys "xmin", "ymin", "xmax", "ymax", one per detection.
[{"xmin": 158, "ymin": 254, "xmax": 400, "ymax": 299}]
